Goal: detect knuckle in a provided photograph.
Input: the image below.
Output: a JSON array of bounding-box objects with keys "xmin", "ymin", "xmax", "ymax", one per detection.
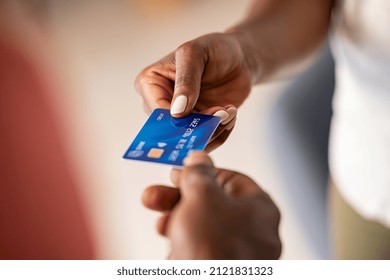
[
  {"xmin": 134, "ymin": 69, "xmax": 154, "ymax": 94},
  {"xmin": 176, "ymin": 40, "xmax": 200, "ymax": 56},
  {"xmin": 134, "ymin": 69, "xmax": 148, "ymax": 93},
  {"xmin": 175, "ymin": 41, "xmax": 205, "ymax": 67}
]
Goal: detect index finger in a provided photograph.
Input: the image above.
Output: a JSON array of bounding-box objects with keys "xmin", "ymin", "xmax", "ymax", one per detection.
[{"xmin": 134, "ymin": 56, "xmax": 176, "ymax": 113}]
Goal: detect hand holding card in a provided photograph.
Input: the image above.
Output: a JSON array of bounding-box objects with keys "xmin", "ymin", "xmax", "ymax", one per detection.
[{"xmin": 123, "ymin": 109, "xmax": 221, "ymax": 166}]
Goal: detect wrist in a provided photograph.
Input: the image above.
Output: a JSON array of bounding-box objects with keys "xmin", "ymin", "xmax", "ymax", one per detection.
[{"xmin": 225, "ymin": 25, "xmax": 274, "ymax": 85}]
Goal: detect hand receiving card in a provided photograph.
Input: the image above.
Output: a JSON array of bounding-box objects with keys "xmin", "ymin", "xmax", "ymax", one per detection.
[{"xmin": 123, "ymin": 109, "xmax": 221, "ymax": 166}]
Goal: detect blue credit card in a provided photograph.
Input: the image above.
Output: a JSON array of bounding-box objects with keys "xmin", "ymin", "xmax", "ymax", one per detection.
[{"xmin": 123, "ymin": 108, "xmax": 221, "ymax": 166}]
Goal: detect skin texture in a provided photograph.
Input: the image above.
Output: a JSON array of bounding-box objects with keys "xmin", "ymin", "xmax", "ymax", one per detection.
[{"xmin": 142, "ymin": 152, "xmax": 282, "ymax": 259}]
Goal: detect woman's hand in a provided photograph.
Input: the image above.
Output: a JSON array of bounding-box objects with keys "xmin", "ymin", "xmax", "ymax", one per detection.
[{"xmin": 135, "ymin": 33, "xmax": 254, "ymax": 151}]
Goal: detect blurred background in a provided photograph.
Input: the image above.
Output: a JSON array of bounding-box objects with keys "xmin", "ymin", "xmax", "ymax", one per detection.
[{"xmin": 1, "ymin": 0, "xmax": 334, "ymax": 259}]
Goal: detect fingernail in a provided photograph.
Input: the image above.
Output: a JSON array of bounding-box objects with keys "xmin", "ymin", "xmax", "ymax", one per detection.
[
  {"xmin": 213, "ymin": 110, "xmax": 229, "ymax": 123},
  {"xmin": 171, "ymin": 95, "xmax": 188, "ymax": 115},
  {"xmin": 225, "ymin": 119, "xmax": 236, "ymax": 131},
  {"xmin": 222, "ymin": 107, "xmax": 237, "ymax": 125}
]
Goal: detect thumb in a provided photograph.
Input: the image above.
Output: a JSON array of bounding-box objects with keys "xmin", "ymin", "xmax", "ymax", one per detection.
[
  {"xmin": 180, "ymin": 151, "xmax": 220, "ymax": 199},
  {"xmin": 170, "ymin": 42, "xmax": 205, "ymax": 117}
]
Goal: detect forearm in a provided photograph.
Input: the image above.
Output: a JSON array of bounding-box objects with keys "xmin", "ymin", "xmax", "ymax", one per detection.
[{"xmin": 227, "ymin": 0, "xmax": 334, "ymax": 83}]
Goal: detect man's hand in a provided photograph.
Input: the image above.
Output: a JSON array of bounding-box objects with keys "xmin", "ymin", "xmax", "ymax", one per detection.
[{"xmin": 142, "ymin": 152, "xmax": 282, "ymax": 259}]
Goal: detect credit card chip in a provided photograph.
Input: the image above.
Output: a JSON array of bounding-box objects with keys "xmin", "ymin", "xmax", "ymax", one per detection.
[{"xmin": 147, "ymin": 148, "xmax": 164, "ymax": 158}]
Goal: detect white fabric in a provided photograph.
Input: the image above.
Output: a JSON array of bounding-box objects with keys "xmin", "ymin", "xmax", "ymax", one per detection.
[{"xmin": 329, "ymin": 0, "xmax": 390, "ymax": 227}]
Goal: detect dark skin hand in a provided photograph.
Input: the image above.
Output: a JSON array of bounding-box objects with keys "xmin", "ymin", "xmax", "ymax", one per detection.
[
  {"xmin": 142, "ymin": 152, "xmax": 282, "ymax": 259},
  {"xmin": 135, "ymin": 0, "xmax": 333, "ymax": 152},
  {"xmin": 135, "ymin": 33, "xmax": 252, "ymax": 115},
  {"xmin": 135, "ymin": 33, "xmax": 250, "ymax": 151}
]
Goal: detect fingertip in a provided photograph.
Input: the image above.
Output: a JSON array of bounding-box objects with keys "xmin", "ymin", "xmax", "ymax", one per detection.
[
  {"xmin": 141, "ymin": 185, "xmax": 180, "ymax": 211},
  {"xmin": 212, "ymin": 110, "xmax": 229, "ymax": 123},
  {"xmin": 141, "ymin": 186, "xmax": 156, "ymax": 209},
  {"xmin": 222, "ymin": 106, "xmax": 237, "ymax": 125},
  {"xmin": 184, "ymin": 151, "xmax": 213, "ymax": 167},
  {"xmin": 170, "ymin": 95, "xmax": 188, "ymax": 116},
  {"xmin": 225, "ymin": 117, "xmax": 236, "ymax": 131}
]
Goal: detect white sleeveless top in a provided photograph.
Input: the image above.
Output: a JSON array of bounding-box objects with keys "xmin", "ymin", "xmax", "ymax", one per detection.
[{"xmin": 329, "ymin": 0, "xmax": 390, "ymax": 227}]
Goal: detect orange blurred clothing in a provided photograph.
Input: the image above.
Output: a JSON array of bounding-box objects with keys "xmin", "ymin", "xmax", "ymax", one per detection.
[{"xmin": 0, "ymin": 36, "xmax": 94, "ymax": 259}]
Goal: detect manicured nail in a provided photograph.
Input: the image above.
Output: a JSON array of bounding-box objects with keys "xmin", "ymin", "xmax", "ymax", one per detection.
[
  {"xmin": 171, "ymin": 95, "xmax": 188, "ymax": 115},
  {"xmin": 213, "ymin": 110, "xmax": 229, "ymax": 123},
  {"xmin": 225, "ymin": 119, "xmax": 236, "ymax": 131},
  {"xmin": 222, "ymin": 107, "xmax": 237, "ymax": 125}
]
